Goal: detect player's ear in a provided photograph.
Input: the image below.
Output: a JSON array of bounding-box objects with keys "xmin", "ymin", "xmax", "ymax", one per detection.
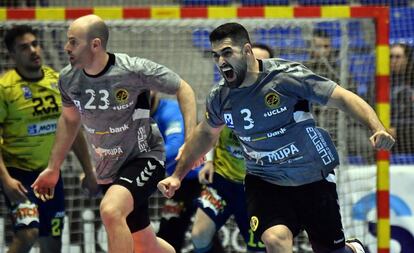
[
  {"xmin": 91, "ymin": 38, "xmax": 101, "ymax": 50},
  {"xmin": 243, "ymin": 43, "xmax": 253, "ymax": 55}
]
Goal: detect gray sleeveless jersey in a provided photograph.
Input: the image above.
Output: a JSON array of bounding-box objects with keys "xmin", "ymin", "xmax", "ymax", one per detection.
[
  {"xmin": 206, "ymin": 58, "xmax": 340, "ymax": 186},
  {"xmin": 59, "ymin": 53, "xmax": 181, "ymax": 184}
]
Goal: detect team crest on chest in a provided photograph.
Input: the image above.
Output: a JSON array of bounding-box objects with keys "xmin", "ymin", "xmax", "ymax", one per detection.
[
  {"xmin": 264, "ymin": 92, "xmax": 280, "ymax": 109},
  {"xmin": 113, "ymin": 88, "xmax": 134, "ymax": 110},
  {"xmin": 21, "ymin": 86, "xmax": 32, "ymax": 99},
  {"xmin": 115, "ymin": 89, "xmax": 129, "ymax": 104}
]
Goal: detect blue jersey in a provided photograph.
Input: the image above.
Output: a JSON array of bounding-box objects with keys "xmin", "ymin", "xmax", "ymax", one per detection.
[
  {"xmin": 206, "ymin": 58, "xmax": 339, "ymax": 186},
  {"xmin": 152, "ymin": 99, "xmax": 200, "ymax": 179}
]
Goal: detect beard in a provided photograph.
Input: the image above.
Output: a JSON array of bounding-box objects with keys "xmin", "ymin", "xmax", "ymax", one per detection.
[
  {"xmin": 221, "ymin": 58, "xmax": 248, "ymax": 88},
  {"xmin": 24, "ymin": 62, "xmax": 42, "ymax": 72}
]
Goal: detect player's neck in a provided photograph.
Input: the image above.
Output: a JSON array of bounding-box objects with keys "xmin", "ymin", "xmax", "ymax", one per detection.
[
  {"xmin": 239, "ymin": 58, "xmax": 260, "ymax": 88},
  {"xmin": 83, "ymin": 52, "xmax": 109, "ymax": 76}
]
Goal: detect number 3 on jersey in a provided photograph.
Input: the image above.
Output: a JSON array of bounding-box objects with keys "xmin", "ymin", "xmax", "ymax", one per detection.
[
  {"xmin": 241, "ymin": 108, "xmax": 254, "ymax": 130},
  {"xmin": 84, "ymin": 89, "xmax": 110, "ymax": 110}
]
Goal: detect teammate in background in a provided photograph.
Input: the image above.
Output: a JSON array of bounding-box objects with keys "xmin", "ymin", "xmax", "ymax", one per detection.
[
  {"xmin": 151, "ymin": 91, "xmax": 204, "ymax": 253},
  {"xmin": 305, "ymin": 28, "xmax": 339, "ymax": 83},
  {"xmin": 389, "ymin": 43, "xmax": 414, "ymax": 154},
  {"xmin": 31, "ymin": 15, "xmax": 197, "ymax": 253},
  {"xmin": 304, "ymin": 28, "xmax": 340, "ymax": 139},
  {"xmin": 251, "ymin": 43, "xmax": 274, "ymax": 59},
  {"xmin": 305, "ymin": 28, "xmax": 372, "ymax": 163},
  {"xmin": 190, "ymin": 44, "xmax": 272, "ymax": 253},
  {"xmin": 0, "ymin": 25, "xmax": 95, "ymax": 253},
  {"xmin": 158, "ymin": 22, "xmax": 395, "ymax": 253}
]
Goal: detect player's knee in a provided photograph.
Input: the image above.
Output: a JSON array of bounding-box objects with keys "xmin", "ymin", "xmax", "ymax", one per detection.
[
  {"xmin": 14, "ymin": 227, "xmax": 39, "ymax": 247},
  {"xmin": 100, "ymin": 201, "xmax": 123, "ymax": 226},
  {"xmin": 261, "ymin": 228, "xmax": 292, "ymax": 250},
  {"xmin": 191, "ymin": 227, "xmax": 211, "ymax": 248},
  {"xmin": 156, "ymin": 237, "xmax": 176, "ymax": 253}
]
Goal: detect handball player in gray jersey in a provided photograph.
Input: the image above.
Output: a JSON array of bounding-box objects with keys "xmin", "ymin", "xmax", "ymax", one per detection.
[
  {"xmin": 158, "ymin": 23, "xmax": 395, "ymax": 253},
  {"xmin": 31, "ymin": 15, "xmax": 197, "ymax": 253}
]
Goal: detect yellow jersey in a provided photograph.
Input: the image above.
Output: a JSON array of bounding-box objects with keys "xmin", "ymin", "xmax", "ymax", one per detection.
[
  {"xmin": 0, "ymin": 66, "xmax": 61, "ymax": 171},
  {"xmin": 214, "ymin": 126, "xmax": 246, "ymax": 183}
]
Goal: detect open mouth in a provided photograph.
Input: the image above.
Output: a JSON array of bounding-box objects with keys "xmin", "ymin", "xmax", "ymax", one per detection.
[
  {"xmin": 221, "ymin": 66, "xmax": 236, "ymax": 82},
  {"xmin": 31, "ymin": 56, "xmax": 41, "ymax": 63}
]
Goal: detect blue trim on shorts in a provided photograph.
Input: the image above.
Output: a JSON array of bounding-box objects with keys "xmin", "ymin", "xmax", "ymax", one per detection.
[{"xmin": 3, "ymin": 168, "xmax": 65, "ymax": 237}]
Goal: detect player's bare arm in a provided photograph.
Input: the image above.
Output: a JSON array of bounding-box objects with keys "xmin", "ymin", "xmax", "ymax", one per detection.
[
  {"xmin": 176, "ymin": 79, "xmax": 197, "ymax": 140},
  {"xmin": 0, "ymin": 151, "xmax": 27, "ymax": 203},
  {"xmin": 158, "ymin": 120, "xmax": 222, "ymax": 198},
  {"xmin": 198, "ymin": 161, "xmax": 215, "ymax": 184},
  {"xmin": 175, "ymin": 120, "xmax": 222, "ymax": 180},
  {"xmin": 48, "ymin": 105, "xmax": 82, "ymax": 170},
  {"xmin": 198, "ymin": 140, "xmax": 218, "ymax": 184},
  {"xmin": 72, "ymin": 129, "xmax": 99, "ymax": 196},
  {"xmin": 31, "ymin": 105, "xmax": 82, "ymax": 200},
  {"xmin": 326, "ymin": 85, "xmax": 395, "ymax": 150}
]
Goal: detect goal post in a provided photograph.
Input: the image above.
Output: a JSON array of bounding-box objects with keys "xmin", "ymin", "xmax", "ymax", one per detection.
[{"xmin": 0, "ymin": 5, "xmax": 391, "ymax": 253}]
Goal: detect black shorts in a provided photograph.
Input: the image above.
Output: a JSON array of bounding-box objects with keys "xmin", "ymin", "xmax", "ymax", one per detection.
[
  {"xmin": 245, "ymin": 173, "xmax": 346, "ymax": 251},
  {"xmin": 2, "ymin": 168, "xmax": 65, "ymax": 237},
  {"xmin": 101, "ymin": 158, "xmax": 165, "ymax": 233}
]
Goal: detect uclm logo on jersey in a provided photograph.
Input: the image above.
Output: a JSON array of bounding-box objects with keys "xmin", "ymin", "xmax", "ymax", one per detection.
[{"xmin": 112, "ymin": 101, "xmax": 133, "ymax": 110}]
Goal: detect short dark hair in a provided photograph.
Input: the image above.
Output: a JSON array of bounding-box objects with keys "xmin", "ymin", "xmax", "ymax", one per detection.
[
  {"xmin": 252, "ymin": 43, "xmax": 274, "ymax": 58},
  {"xmin": 209, "ymin": 22, "xmax": 251, "ymax": 48},
  {"xmin": 392, "ymin": 42, "xmax": 414, "ymax": 60},
  {"xmin": 392, "ymin": 42, "xmax": 414, "ymax": 79},
  {"xmin": 4, "ymin": 25, "xmax": 37, "ymax": 52}
]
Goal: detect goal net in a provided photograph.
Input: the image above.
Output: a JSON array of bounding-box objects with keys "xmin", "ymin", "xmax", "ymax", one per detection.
[{"xmin": 0, "ymin": 17, "xmax": 380, "ymax": 253}]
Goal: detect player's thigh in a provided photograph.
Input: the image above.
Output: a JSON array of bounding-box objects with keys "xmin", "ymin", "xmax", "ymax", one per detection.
[
  {"xmin": 157, "ymin": 178, "xmax": 200, "ymax": 246},
  {"xmin": 301, "ymin": 178, "xmax": 345, "ymax": 252},
  {"xmin": 114, "ymin": 158, "xmax": 165, "ymax": 207},
  {"xmin": 225, "ymin": 180, "xmax": 250, "ymax": 240},
  {"xmin": 231, "ymin": 184, "xmax": 265, "ymax": 252},
  {"xmin": 160, "ymin": 178, "xmax": 201, "ymax": 224},
  {"xmin": 5, "ymin": 168, "xmax": 65, "ymax": 238},
  {"xmin": 195, "ymin": 174, "xmax": 234, "ymax": 230},
  {"xmin": 244, "ymin": 174, "xmax": 301, "ymax": 242},
  {"xmin": 105, "ymin": 158, "xmax": 165, "ymax": 233}
]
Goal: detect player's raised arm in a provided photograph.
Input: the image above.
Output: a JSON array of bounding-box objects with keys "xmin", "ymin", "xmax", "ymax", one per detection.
[{"xmin": 326, "ymin": 85, "xmax": 395, "ymax": 150}]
